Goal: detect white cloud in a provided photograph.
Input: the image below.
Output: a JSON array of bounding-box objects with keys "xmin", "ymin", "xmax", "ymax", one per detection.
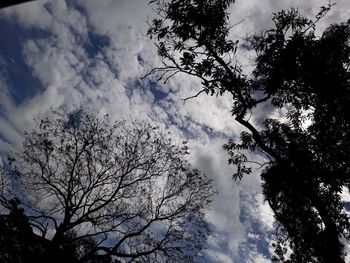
[
  {"xmin": 191, "ymin": 138, "xmax": 245, "ymax": 238},
  {"xmin": 0, "ymin": 0, "xmax": 52, "ymax": 30},
  {"xmin": 0, "ymin": 0, "xmax": 349, "ymax": 262},
  {"xmin": 0, "ymin": 79, "xmax": 14, "ymax": 114},
  {"xmin": 206, "ymin": 249, "xmax": 234, "ymax": 263},
  {"xmin": 246, "ymin": 251, "xmax": 272, "ymax": 263},
  {"xmin": 76, "ymin": 0, "xmax": 151, "ymax": 35}
]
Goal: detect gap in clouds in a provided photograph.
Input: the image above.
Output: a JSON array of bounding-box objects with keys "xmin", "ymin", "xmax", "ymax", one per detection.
[{"xmin": 0, "ymin": 17, "xmax": 46, "ymax": 107}]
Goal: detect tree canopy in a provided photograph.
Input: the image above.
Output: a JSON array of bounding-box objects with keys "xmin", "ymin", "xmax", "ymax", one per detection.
[
  {"xmin": 147, "ymin": 0, "xmax": 350, "ymax": 262},
  {"xmin": 0, "ymin": 110, "xmax": 216, "ymax": 263}
]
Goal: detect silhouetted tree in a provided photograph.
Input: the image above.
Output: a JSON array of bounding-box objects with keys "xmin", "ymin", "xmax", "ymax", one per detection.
[
  {"xmin": 1, "ymin": 110, "xmax": 215, "ymax": 263},
  {"xmin": 0, "ymin": 197, "xmax": 111, "ymax": 263},
  {"xmin": 147, "ymin": 0, "xmax": 350, "ymax": 262},
  {"xmin": 0, "ymin": 198, "xmax": 44, "ymax": 263}
]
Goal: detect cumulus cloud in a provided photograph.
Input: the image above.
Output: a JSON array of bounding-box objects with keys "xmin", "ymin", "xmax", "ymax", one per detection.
[{"xmin": 0, "ymin": 0, "xmax": 349, "ymax": 262}]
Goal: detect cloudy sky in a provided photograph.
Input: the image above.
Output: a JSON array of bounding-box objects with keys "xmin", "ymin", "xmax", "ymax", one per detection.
[{"xmin": 0, "ymin": 0, "xmax": 349, "ymax": 262}]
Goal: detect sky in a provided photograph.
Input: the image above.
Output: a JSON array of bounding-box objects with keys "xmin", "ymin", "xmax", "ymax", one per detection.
[{"xmin": 0, "ymin": 0, "xmax": 349, "ymax": 262}]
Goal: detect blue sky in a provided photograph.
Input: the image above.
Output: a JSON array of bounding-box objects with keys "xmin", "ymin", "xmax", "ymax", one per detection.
[{"xmin": 0, "ymin": 0, "xmax": 349, "ymax": 262}]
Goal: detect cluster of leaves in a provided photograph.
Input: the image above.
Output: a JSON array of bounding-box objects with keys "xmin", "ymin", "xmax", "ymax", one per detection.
[
  {"xmin": 146, "ymin": 0, "xmax": 251, "ymax": 105},
  {"xmin": 148, "ymin": 0, "xmax": 350, "ymax": 262},
  {"xmin": 252, "ymin": 12, "xmax": 350, "ymax": 262},
  {"xmin": 0, "ymin": 110, "xmax": 216, "ymax": 263}
]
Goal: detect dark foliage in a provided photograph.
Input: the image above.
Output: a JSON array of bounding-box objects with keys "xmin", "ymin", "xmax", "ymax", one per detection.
[
  {"xmin": 0, "ymin": 198, "xmax": 112, "ymax": 263},
  {"xmin": 0, "ymin": 198, "xmax": 44, "ymax": 263},
  {"xmin": 147, "ymin": 0, "xmax": 350, "ymax": 262}
]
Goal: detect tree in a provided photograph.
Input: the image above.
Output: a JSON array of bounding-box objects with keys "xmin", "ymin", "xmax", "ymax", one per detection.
[
  {"xmin": 0, "ymin": 198, "xmax": 45, "ymax": 263},
  {"xmin": 147, "ymin": 0, "xmax": 350, "ymax": 262},
  {"xmin": 0, "ymin": 109, "xmax": 216, "ymax": 263}
]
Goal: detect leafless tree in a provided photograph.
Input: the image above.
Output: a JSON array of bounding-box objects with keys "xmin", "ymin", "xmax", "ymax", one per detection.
[{"xmin": 2, "ymin": 109, "xmax": 215, "ymax": 262}]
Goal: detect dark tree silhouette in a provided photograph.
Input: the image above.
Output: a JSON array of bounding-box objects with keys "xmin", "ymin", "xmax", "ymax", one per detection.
[
  {"xmin": 0, "ymin": 197, "xmax": 109, "ymax": 263},
  {"xmin": 0, "ymin": 110, "xmax": 215, "ymax": 263},
  {"xmin": 0, "ymin": 198, "xmax": 44, "ymax": 263},
  {"xmin": 147, "ymin": 0, "xmax": 350, "ymax": 262}
]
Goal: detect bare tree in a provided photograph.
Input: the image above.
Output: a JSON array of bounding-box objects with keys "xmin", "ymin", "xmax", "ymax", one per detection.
[{"xmin": 2, "ymin": 109, "xmax": 215, "ymax": 263}]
